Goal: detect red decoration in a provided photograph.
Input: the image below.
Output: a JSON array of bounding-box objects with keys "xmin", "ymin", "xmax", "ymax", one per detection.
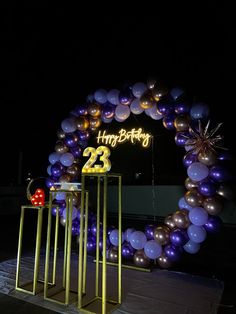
[{"xmin": 31, "ymin": 188, "xmax": 45, "ymax": 206}]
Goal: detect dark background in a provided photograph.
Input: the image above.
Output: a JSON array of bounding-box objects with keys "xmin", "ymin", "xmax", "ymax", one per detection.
[{"xmin": 0, "ymin": 3, "xmax": 235, "ymax": 186}]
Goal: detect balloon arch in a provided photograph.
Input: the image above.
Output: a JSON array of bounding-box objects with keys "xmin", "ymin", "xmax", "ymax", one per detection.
[{"xmin": 46, "ymin": 80, "xmax": 232, "ymax": 269}]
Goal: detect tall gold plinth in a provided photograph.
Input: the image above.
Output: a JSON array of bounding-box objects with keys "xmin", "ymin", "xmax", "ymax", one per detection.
[
  {"xmin": 78, "ymin": 173, "xmax": 122, "ymax": 314},
  {"xmin": 44, "ymin": 189, "xmax": 89, "ymax": 306},
  {"xmin": 15, "ymin": 204, "xmax": 58, "ymax": 295}
]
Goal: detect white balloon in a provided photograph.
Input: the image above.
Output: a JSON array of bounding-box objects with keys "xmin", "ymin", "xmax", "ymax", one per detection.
[
  {"xmin": 132, "ymin": 82, "xmax": 147, "ymax": 98},
  {"xmin": 115, "ymin": 104, "xmax": 130, "ymax": 121},
  {"xmin": 130, "ymin": 99, "xmax": 144, "ymax": 115},
  {"xmin": 94, "ymin": 89, "xmax": 107, "ymax": 104},
  {"xmin": 148, "ymin": 104, "xmax": 163, "ymax": 120},
  {"xmin": 107, "ymin": 89, "xmax": 120, "ymax": 105}
]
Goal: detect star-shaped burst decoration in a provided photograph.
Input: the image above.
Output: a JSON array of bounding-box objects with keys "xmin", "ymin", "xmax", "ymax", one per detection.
[{"xmin": 184, "ymin": 120, "xmax": 227, "ymax": 154}]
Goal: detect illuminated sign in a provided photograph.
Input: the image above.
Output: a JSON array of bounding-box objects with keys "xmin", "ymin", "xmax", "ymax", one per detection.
[
  {"xmin": 96, "ymin": 128, "xmax": 152, "ymax": 148},
  {"xmin": 82, "ymin": 146, "xmax": 111, "ymax": 173}
]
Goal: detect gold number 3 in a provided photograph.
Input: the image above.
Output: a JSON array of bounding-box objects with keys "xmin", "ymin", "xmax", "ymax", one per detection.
[{"xmin": 82, "ymin": 146, "xmax": 111, "ymax": 173}]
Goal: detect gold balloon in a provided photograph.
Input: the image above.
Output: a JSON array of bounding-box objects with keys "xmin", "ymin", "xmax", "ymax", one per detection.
[
  {"xmin": 57, "ymin": 129, "xmax": 65, "ymax": 139},
  {"xmin": 59, "ymin": 174, "xmax": 72, "ymax": 183},
  {"xmin": 154, "ymin": 225, "xmax": 170, "ymax": 245},
  {"xmin": 108, "ymin": 246, "xmax": 118, "ymax": 263},
  {"xmin": 198, "ymin": 150, "xmax": 217, "ymax": 166},
  {"xmin": 217, "ymin": 184, "xmax": 234, "ymax": 200},
  {"xmin": 164, "ymin": 215, "xmax": 176, "ymax": 229},
  {"xmin": 133, "ymin": 250, "xmax": 150, "ymax": 268},
  {"xmin": 157, "ymin": 253, "xmax": 172, "ymax": 269},
  {"xmin": 185, "ymin": 177, "xmax": 198, "ymax": 190},
  {"xmin": 66, "ymin": 164, "xmax": 80, "ymax": 177},
  {"xmin": 174, "ymin": 115, "xmax": 190, "ymax": 132},
  {"xmin": 203, "ymin": 196, "xmax": 223, "ymax": 215},
  {"xmin": 76, "ymin": 116, "xmax": 89, "ymax": 131},
  {"xmin": 89, "ymin": 116, "xmax": 102, "ymax": 129},
  {"xmin": 172, "ymin": 210, "xmax": 190, "ymax": 229},
  {"xmin": 140, "ymin": 90, "xmax": 156, "ymax": 109},
  {"xmin": 185, "ymin": 189, "xmax": 204, "ymax": 207},
  {"xmin": 151, "ymin": 85, "xmax": 168, "ymax": 101},
  {"xmin": 146, "ymin": 77, "xmax": 156, "ymax": 89},
  {"xmin": 88, "ymin": 103, "xmax": 101, "ymax": 117},
  {"xmin": 55, "ymin": 141, "xmax": 69, "ymax": 154}
]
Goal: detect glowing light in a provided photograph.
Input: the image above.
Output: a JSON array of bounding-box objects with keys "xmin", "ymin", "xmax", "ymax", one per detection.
[{"xmin": 96, "ymin": 128, "xmax": 152, "ymax": 148}]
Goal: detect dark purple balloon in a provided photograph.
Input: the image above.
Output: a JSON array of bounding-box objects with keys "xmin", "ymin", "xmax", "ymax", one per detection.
[
  {"xmin": 99, "ymin": 238, "xmax": 111, "ymax": 251},
  {"xmin": 51, "ymin": 162, "xmax": 65, "ymax": 178},
  {"xmin": 164, "ymin": 244, "xmax": 183, "ymax": 262},
  {"xmin": 70, "ymin": 146, "xmax": 82, "ymax": 158},
  {"xmin": 72, "ymin": 219, "xmax": 80, "ymax": 236},
  {"xmin": 90, "ymin": 222, "xmax": 103, "ymax": 237},
  {"xmin": 209, "ymin": 165, "xmax": 231, "ymax": 183},
  {"xmin": 204, "ymin": 215, "xmax": 222, "ymax": 234},
  {"xmin": 122, "ymin": 242, "xmax": 135, "ymax": 259},
  {"xmin": 46, "ymin": 177, "xmax": 55, "ymax": 188},
  {"xmin": 64, "ymin": 133, "xmax": 79, "ymax": 148},
  {"xmin": 78, "ymin": 140, "xmax": 88, "ymax": 148},
  {"xmin": 157, "ymin": 101, "xmax": 174, "ymax": 116},
  {"xmin": 144, "ymin": 224, "xmax": 156, "ymax": 240},
  {"xmin": 218, "ymin": 151, "xmax": 233, "ymax": 161},
  {"xmin": 175, "ymin": 132, "xmax": 190, "ymax": 147},
  {"xmin": 75, "ymin": 104, "xmax": 88, "ymax": 116},
  {"xmin": 174, "ymin": 101, "xmax": 190, "ymax": 114},
  {"xmin": 170, "ymin": 229, "xmax": 189, "ymax": 246},
  {"xmin": 119, "ymin": 88, "xmax": 134, "ymax": 105},
  {"xmin": 77, "ymin": 130, "xmax": 90, "ymax": 141},
  {"xmin": 183, "ymin": 152, "xmax": 197, "ymax": 167},
  {"xmin": 87, "ymin": 236, "xmax": 96, "ymax": 254},
  {"xmin": 163, "ymin": 113, "xmax": 177, "ymax": 130},
  {"xmin": 198, "ymin": 180, "xmax": 217, "ymax": 197},
  {"xmin": 102, "ymin": 103, "xmax": 115, "ymax": 119}
]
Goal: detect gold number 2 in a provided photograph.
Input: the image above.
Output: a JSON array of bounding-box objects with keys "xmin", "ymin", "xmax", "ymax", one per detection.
[{"xmin": 82, "ymin": 146, "xmax": 111, "ymax": 173}]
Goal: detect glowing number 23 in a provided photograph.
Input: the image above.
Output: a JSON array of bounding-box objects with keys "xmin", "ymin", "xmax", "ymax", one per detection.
[{"xmin": 82, "ymin": 146, "xmax": 111, "ymax": 173}]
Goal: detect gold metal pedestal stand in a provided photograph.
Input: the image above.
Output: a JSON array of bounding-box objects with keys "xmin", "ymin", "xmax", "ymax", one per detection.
[
  {"xmin": 15, "ymin": 204, "xmax": 58, "ymax": 295},
  {"xmin": 44, "ymin": 189, "xmax": 89, "ymax": 306},
  {"xmin": 78, "ymin": 173, "xmax": 122, "ymax": 314}
]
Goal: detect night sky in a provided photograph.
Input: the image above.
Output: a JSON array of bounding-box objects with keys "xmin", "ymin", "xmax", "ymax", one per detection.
[{"xmin": 0, "ymin": 4, "xmax": 235, "ymax": 186}]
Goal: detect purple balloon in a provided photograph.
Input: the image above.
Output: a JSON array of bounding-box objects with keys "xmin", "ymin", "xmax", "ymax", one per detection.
[
  {"xmin": 175, "ymin": 132, "xmax": 190, "ymax": 147},
  {"xmin": 164, "ymin": 244, "xmax": 183, "ymax": 262},
  {"xmin": 183, "ymin": 240, "xmax": 200, "ymax": 254},
  {"xmin": 51, "ymin": 162, "xmax": 65, "ymax": 178},
  {"xmin": 70, "ymin": 146, "xmax": 82, "ymax": 158},
  {"xmin": 77, "ymin": 130, "xmax": 90, "ymax": 141},
  {"xmin": 72, "ymin": 219, "xmax": 80, "ymax": 236},
  {"xmin": 119, "ymin": 88, "xmax": 134, "ymax": 105},
  {"xmin": 174, "ymin": 101, "xmax": 190, "ymax": 114},
  {"xmin": 46, "ymin": 177, "xmax": 56, "ymax": 188},
  {"xmin": 61, "ymin": 118, "xmax": 77, "ymax": 133},
  {"xmin": 75, "ymin": 104, "xmax": 88, "ymax": 116},
  {"xmin": 130, "ymin": 231, "xmax": 147, "ymax": 250},
  {"xmin": 209, "ymin": 165, "xmax": 231, "ymax": 183},
  {"xmin": 157, "ymin": 101, "xmax": 174, "ymax": 115},
  {"xmin": 49, "ymin": 152, "xmax": 61, "ymax": 164},
  {"xmin": 124, "ymin": 228, "xmax": 135, "ymax": 242},
  {"xmin": 198, "ymin": 180, "xmax": 217, "ymax": 197},
  {"xmin": 87, "ymin": 236, "xmax": 96, "ymax": 254},
  {"xmin": 190, "ymin": 103, "xmax": 210, "ymax": 120},
  {"xmin": 170, "ymin": 87, "xmax": 185, "ymax": 100},
  {"xmin": 109, "ymin": 229, "xmax": 124, "ymax": 246},
  {"xmin": 218, "ymin": 151, "xmax": 233, "ymax": 161},
  {"xmin": 170, "ymin": 229, "xmax": 189, "ymax": 246},
  {"xmin": 64, "ymin": 133, "xmax": 79, "ymax": 148},
  {"xmin": 178, "ymin": 197, "xmax": 193, "ymax": 211},
  {"xmin": 183, "ymin": 152, "xmax": 197, "ymax": 168},
  {"xmin": 187, "ymin": 225, "xmax": 207, "ymax": 243},
  {"xmin": 189, "ymin": 207, "xmax": 208, "ymax": 226},
  {"xmin": 90, "ymin": 222, "xmax": 103, "ymax": 237},
  {"xmin": 144, "ymin": 224, "xmax": 156, "ymax": 240},
  {"xmin": 122, "ymin": 243, "xmax": 135, "ymax": 259},
  {"xmin": 102, "ymin": 103, "xmax": 115, "ymax": 119},
  {"xmin": 163, "ymin": 113, "xmax": 177, "ymax": 130},
  {"xmin": 204, "ymin": 215, "xmax": 222, "ymax": 234},
  {"xmin": 144, "ymin": 240, "xmax": 162, "ymax": 259}
]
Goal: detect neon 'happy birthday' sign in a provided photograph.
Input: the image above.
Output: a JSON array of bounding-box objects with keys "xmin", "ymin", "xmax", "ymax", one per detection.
[{"xmin": 96, "ymin": 128, "xmax": 152, "ymax": 148}]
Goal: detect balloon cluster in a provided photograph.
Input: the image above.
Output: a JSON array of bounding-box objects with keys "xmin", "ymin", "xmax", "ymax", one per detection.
[{"xmin": 46, "ymin": 80, "xmax": 233, "ymax": 268}]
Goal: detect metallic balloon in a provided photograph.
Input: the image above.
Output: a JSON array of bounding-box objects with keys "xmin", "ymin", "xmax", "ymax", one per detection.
[
  {"xmin": 89, "ymin": 116, "xmax": 102, "ymax": 130},
  {"xmin": 108, "ymin": 246, "xmax": 118, "ymax": 263},
  {"xmin": 185, "ymin": 177, "xmax": 198, "ymax": 190},
  {"xmin": 88, "ymin": 103, "xmax": 101, "ymax": 117},
  {"xmin": 164, "ymin": 215, "xmax": 176, "ymax": 229},
  {"xmin": 140, "ymin": 90, "xmax": 156, "ymax": 109},
  {"xmin": 133, "ymin": 250, "xmax": 150, "ymax": 268},
  {"xmin": 153, "ymin": 225, "xmax": 170, "ymax": 245},
  {"xmin": 174, "ymin": 114, "xmax": 190, "ymax": 132},
  {"xmin": 152, "ymin": 84, "xmax": 168, "ymax": 101},
  {"xmin": 57, "ymin": 129, "xmax": 66, "ymax": 139},
  {"xmin": 203, "ymin": 196, "xmax": 223, "ymax": 215},
  {"xmin": 59, "ymin": 174, "xmax": 72, "ymax": 183},
  {"xmin": 185, "ymin": 189, "xmax": 204, "ymax": 207},
  {"xmin": 172, "ymin": 210, "xmax": 190, "ymax": 229},
  {"xmin": 66, "ymin": 164, "xmax": 80, "ymax": 177},
  {"xmin": 55, "ymin": 141, "xmax": 69, "ymax": 154},
  {"xmin": 163, "ymin": 113, "xmax": 177, "ymax": 130},
  {"xmin": 204, "ymin": 215, "xmax": 222, "ymax": 234},
  {"xmin": 76, "ymin": 116, "xmax": 89, "ymax": 131},
  {"xmin": 198, "ymin": 150, "xmax": 217, "ymax": 166},
  {"xmin": 157, "ymin": 253, "xmax": 172, "ymax": 269},
  {"xmin": 146, "ymin": 77, "xmax": 156, "ymax": 89},
  {"xmin": 217, "ymin": 184, "xmax": 234, "ymax": 200}
]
